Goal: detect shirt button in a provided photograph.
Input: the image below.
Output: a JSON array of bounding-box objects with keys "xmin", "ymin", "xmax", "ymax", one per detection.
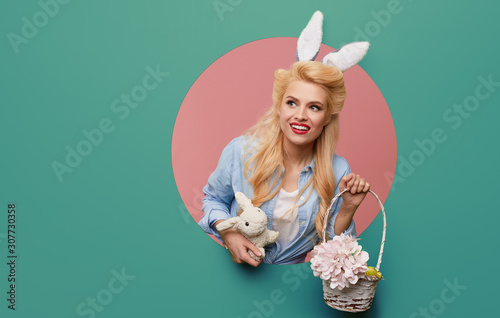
[
  {"xmin": 300, "ymin": 196, "xmax": 305, "ymax": 201},
  {"xmin": 305, "ymin": 167, "xmax": 309, "ymax": 172},
  {"xmin": 301, "ymin": 221, "xmax": 305, "ymax": 226}
]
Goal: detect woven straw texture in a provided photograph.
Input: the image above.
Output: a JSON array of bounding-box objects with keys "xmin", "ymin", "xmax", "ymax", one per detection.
[
  {"xmin": 319, "ymin": 189, "xmax": 387, "ymax": 312},
  {"xmin": 323, "ymin": 278, "xmax": 379, "ymax": 312}
]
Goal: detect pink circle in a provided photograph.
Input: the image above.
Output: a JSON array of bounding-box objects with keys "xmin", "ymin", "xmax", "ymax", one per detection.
[{"xmin": 172, "ymin": 37, "xmax": 396, "ymax": 249}]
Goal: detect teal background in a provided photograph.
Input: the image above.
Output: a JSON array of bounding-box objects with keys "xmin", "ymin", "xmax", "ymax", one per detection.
[{"xmin": 1, "ymin": 0, "xmax": 498, "ymax": 317}]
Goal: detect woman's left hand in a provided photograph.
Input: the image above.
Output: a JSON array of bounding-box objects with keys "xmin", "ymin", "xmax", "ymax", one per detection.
[{"xmin": 338, "ymin": 173, "xmax": 370, "ymax": 211}]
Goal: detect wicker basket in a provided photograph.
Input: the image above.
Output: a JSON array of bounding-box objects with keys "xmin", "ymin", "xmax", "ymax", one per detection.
[{"xmin": 319, "ymin": 189, "xmax": 387, "ymax": 312}]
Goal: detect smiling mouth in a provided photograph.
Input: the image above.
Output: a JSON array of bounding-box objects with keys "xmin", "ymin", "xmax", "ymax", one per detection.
[{"xmin": 290, "ymin": 123, "xmax": 310, "ymax": 134}]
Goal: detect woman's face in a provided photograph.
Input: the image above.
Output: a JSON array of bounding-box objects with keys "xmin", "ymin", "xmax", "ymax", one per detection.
[{"xmin": 279, "ymin": 80, "xmax": 329, "ymax": 150}]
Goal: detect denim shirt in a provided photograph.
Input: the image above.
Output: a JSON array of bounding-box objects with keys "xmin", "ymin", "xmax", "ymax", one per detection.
[{"xmin": 198, "ymin": 136, "xmax": 356, "ymax": 265}]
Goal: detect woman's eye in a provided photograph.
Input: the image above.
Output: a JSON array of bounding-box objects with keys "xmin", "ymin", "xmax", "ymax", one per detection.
[
  {"xmin": 310, "ymin": 105, "xmax": 321, "ymax": 111},
  {"xmin": 286, "ymin": 100, "xmax": 297, "ymax": 107}
]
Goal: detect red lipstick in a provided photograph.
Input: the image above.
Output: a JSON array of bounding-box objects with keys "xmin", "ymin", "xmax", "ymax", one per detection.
[{"xmin": 290, "ymin": 122, "xmax": 310, "ymax": 135}]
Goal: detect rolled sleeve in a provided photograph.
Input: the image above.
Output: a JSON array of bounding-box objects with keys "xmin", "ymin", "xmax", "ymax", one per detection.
[{"xmin": 198, "ymin": 138, "xmax": 240, "ymax": 239}]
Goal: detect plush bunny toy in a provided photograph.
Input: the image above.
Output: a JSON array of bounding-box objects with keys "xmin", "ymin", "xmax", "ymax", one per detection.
[{"xmin": 216, "ymin": 192, "xmax": 279, "ymax": 261}]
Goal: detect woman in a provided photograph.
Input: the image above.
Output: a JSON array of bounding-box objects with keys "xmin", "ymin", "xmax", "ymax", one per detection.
[{"xmin": 198, "ymin": 60, "xmax": 370, "ymax": 266}]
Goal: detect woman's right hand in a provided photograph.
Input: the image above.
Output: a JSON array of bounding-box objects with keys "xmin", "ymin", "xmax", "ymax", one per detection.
[{"xmin": 215, "ymin": 222, "xmax": 262, "ymax": 267}]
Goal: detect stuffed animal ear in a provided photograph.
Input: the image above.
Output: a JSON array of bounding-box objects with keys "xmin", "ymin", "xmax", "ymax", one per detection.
[
  {"xmin": 321, "ymin": 41, "xmax": 370, "ymax": 72},
  {"xmin": 234, "ymin": 192, "xmax": 253, "ymax": 210},
  {"xmin": 215, "ymin": 218, "xmax": 238, "ymax": 232},
  {"xmin": 296, "ymin": 11, "xmax": 323, "ymax": 61}
]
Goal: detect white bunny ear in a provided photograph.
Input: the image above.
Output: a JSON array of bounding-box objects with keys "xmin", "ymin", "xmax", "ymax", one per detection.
[
  {"xmin": 321, "ymin": 41, "xmax": 370, "ymax": 72},
  {"xmin": 296, "ymin": 11, "xmax": 323, "ymax": 61},
  {"xmin": 235, "ymin": 192, "xmax": 252, "ymax": 209}
]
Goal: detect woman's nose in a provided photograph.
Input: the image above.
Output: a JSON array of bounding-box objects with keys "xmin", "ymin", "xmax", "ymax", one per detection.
[{"xmin": 294, "ymin": 106, "xmax": 307, "ymax": 120}]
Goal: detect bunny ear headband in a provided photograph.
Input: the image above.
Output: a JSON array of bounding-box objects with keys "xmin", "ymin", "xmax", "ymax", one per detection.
[{"xmin": 296, "ymin": 11, "xmax": 370, "ymax": 72}]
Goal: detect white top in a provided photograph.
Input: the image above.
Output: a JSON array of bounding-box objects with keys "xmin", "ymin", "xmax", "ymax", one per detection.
[{"xmin": 272, "ymin": 188, "xmax": 300, "ymax": 250}]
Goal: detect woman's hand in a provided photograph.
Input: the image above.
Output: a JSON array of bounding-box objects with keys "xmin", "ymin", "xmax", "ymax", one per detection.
[
  {"xmin": 215, "ymin": 222, "xmax": 262, "ymax": 267},
  {"xmin": 339, "ymin": 173, "xmax": 370, "ymax": 211},
  {"xmin": 334, "ymin": 173, "xmax": 370, "ymax": 235}
]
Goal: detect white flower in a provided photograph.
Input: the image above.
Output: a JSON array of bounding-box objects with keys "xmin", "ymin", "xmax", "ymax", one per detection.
[{"xmin": 310, "ymin": 233, "xmax": 369, "ymax": 290}]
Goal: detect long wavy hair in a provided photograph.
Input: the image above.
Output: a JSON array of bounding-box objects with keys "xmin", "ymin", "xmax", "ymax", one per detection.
[{"xmin": 243, "ymin": 60, "xmax": 346, "ymax": 241}]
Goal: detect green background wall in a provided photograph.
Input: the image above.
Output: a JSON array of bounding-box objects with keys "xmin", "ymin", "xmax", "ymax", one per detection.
[{"xmin": 1, "ymin": 0, "xmax": 498, "ymax": 317}]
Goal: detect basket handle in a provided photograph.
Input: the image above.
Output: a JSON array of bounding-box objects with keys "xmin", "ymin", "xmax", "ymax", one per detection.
[{"xmin": 321, "ymin": 189, "xmax": 387, "ymax": 272}]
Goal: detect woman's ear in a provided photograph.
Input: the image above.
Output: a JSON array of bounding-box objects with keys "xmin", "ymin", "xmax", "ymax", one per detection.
[
  {"xmin": 324, "ymin": 116, "xmax": 331, "ymax": 126},
  {"xmin": 325, "ymin": 113, "xmax": 337, "ymax": 126}
]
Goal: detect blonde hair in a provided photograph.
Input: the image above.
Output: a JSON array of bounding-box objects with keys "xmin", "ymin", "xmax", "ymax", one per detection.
[{"xmin": 243, "ymin": 60, "xmax": 346, "ymax": 241}]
